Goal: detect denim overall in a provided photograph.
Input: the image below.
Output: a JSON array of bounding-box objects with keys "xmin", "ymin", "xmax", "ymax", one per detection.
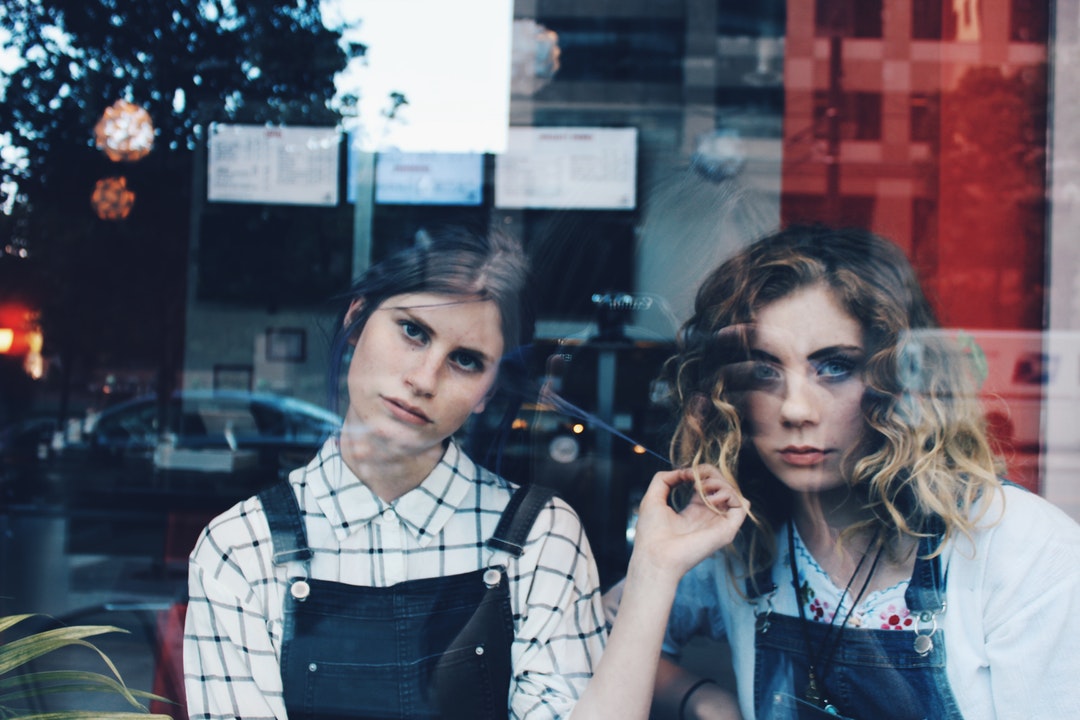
[
  {"xmin": 258, "ymin": 480, "xmax": 555, "ymax": 720},
  {"xmin": 748, "ymin": 525, "xmax": 964, "ymax": 720}
]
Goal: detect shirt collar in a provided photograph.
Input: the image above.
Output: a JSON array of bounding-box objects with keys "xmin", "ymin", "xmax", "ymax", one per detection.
[{"xmin": 304, "ymin": 437, "xmax": 478, "ymax": 547}]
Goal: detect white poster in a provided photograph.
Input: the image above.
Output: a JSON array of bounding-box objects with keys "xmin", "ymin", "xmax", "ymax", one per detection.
[
  {"xmin": 207, "ymin": 124, "xmax": 340, "ymax": 206},
  {"xmin": 374, "ymin": 152, "xmax": 483, "ymax": 205},
  {"xmin": 494, "ymin": 127, "xmax": 637, "ymax": 210}
]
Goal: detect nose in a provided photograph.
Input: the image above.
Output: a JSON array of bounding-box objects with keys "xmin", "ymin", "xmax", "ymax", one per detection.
[
  {"xmin": 404, "ymin": 352, "xmax": 440, "ymax": 397},
  {"xmin": 779, "ymin": 371, "xmax": 819, "ymax": 427}
]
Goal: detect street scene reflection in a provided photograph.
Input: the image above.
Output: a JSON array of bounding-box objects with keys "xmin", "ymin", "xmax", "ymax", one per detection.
[{"xmin": 1, "ymin": 0, "xmax": 1077, "ymax": 717}]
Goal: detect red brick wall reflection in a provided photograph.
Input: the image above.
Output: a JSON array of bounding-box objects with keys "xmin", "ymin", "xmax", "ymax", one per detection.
[{"xmin": 780, "ymin": 0, "xmax": 1048, "ymax": 490}]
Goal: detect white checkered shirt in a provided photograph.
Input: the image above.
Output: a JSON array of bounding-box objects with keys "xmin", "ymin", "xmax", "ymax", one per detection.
[{"xmin": 183, "ymin": 438, "xmax": 606, "ymax": 719}]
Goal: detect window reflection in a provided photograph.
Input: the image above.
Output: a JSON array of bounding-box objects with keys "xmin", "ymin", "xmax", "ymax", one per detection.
[{"xmin": 0, "ymin": 1, "xmax": 1076, "ymax": 715}]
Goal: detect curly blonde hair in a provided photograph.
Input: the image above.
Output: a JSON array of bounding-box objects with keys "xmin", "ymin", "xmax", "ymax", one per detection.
[{"xmin": 664, "ymin": 225, "xmax": 1003, "ymax": 584}]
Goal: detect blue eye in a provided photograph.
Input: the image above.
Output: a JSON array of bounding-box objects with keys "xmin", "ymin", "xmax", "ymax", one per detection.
[
  {"xmin": 751, "ymin": 361, "xmax": 781, "ymax": 384},
  {"xmin": 450, "ymin": 351, "xmax": 484, "ymax": 373},
  {"xmin": 814, "ymin": 354, "xmax": 858, "ymax": 380},
  {"xmin": 399, "ymin": 320, "xmax": 427, "ymax": 343}
]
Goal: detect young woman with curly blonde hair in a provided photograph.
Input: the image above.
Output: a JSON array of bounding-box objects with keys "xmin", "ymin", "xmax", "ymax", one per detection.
[{"xmin": 648, "ymin": 224, "xmax": 1080, "ymax": 720}]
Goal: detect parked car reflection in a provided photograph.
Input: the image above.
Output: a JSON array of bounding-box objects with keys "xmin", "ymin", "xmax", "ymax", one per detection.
[
  {"xmin": 23, "ymin": 391, "xmax": 341, "ymax": 559},
  {"xmin": 2, "ymin": 392, "xmax": 342, "ymax": 563},
  {"xmin": 83, "ymin": 390, "xmax": 341, "ymax": 487}
]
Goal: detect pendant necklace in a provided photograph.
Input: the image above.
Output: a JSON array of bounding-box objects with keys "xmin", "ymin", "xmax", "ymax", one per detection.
[{"xmin": 788, "ymin": 520, "xmax": 884, "ymax": 715}]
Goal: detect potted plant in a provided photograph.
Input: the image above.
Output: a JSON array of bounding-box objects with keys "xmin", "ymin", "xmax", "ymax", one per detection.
[{"xmin": 0, "ymin": 613, "xmax": 172, "ymax": 719}]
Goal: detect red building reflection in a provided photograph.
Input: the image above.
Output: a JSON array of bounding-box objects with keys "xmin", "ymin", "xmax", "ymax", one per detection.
[{"xmin": 780, "ymin": 0, "xmax": 1048, "ymax": 488}]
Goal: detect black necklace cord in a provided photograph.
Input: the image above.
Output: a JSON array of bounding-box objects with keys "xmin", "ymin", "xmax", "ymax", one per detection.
[{"xmin": 787, "ymin": 520, "xmax": 885, "ymax": 709}]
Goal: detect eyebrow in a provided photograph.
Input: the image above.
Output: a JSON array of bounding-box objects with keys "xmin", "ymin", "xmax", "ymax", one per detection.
[
  {"xmin": 394, "ymin": 307, "xmax": 497, "ymax": 366},
  {"xmin": 749, "ymin": 348, "xmax": 780, "ymax": 363},
  {"xmin": 749, "ymin": 344, "xmax": 864, "ymax": 364},
  {"xmin": 809, "ymin": 344, "xmax": 864, "ymax": 360}
]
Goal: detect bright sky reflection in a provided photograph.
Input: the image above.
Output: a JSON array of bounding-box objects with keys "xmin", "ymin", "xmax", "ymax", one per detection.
[{"xmin": 321, "ymin": 0, "xmax": 513, "ymax": 154}]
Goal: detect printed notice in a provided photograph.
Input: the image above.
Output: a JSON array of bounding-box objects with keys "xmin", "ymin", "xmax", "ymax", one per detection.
[
  {"xmin": 374, "ymin": 152, "xmax": 484, "ymax": 205},
  {"xmin": 208, "ymin": 124, "xmax": 340, "ymax": 206},
  {"xmin": 494, "ymin": 127, "xmax": 637, "ymax": 210}
]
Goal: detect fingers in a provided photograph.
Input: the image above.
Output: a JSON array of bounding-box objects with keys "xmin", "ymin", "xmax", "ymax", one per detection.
[
  {"xmin": 694, "ymin": 472, "xmax": 747, "ymax": 514},
  {"xmin": 643, "ymin": 466, "xmax": 747, "ymax": 515},
  {"xmin": 642, "ymin": 468, "xmax": 691, "ymax": 505},
  {"xmin": 632, "ymin": 467, "xmax": 750, "ymax": 576}
]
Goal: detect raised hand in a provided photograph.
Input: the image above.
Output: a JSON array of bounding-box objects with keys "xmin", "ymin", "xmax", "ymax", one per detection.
[
  {"xmin": 631, "ymin": 466, "xmax": 749, "ymax": 583},
  {"xmin": 572, "ymin": 466, "xmax": 747, "ymax": 720}
]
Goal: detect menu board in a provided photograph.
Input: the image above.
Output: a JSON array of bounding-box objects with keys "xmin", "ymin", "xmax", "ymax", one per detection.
[
  {"xmin": 494, "ymin": 127, "xmax": 637, "ymax": 210},
  {"xmin": 208, "ymin": 124, "xmax": 340, "ymax": 206}
]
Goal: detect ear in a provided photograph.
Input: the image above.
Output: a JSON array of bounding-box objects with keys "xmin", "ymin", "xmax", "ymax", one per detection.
[
  {"xmin": 471, "ymin": 383, "xmax": 498, "ymax": 415},
  {"xmin": 344, "ymin": 298, "xmax": 365, "ymax": 329},
  {"xmin": 343, "ymin": 298, "xmax": 367, "ymax": 346}
]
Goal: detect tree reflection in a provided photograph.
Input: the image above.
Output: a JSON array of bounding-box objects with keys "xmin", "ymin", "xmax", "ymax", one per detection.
[{"xmin": 0, "ymin": 1, "xmax": 346, "ymax": 422}]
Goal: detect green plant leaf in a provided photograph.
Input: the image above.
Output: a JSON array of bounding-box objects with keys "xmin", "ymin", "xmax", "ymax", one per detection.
[
  {"xmin": 0, "ymin": 626, "xmax": 129, "ymax": 676},
  {"xmin": 0, "ymin": 617, "xmax": 37, "ymax": 637},
  {"xmin": 0, "ymin": 615, "xmax": 173, "ymax": 717},
  {"xmin": 0, "ymin": 670, "xmax": 171, "ymax": 705},
  {"xmin": 5, "ymin": 713, "xmax": 173, "ymax": 719},
  {"xmin": 0, "ymin": 640, "xmax": 144, "ymax": 712}
]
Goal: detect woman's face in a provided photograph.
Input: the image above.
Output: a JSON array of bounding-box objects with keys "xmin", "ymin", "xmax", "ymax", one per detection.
[
  {"xmin": 744, "ymin": 282, "xmax": 868, "ymax": 495},
  {"xmin": 344, "ymin": 292, "xmax": 504, "ymax": 461}
]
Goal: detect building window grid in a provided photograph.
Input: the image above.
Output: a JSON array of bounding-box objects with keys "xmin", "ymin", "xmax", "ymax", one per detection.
[
  {"xmin": 814, "ymin": 0, "xmax": 883, "ymax": 38},
  {"xmin": 910, "ymin": 92, "xmax": 940, "ymax": 143},
  {"xmin": 1010, "ymin": 0, "xmax": 1048, "ymax": 43},
  {"xmin": 812, "ymin": 90, "xmax": 884, "ymax": 142}
]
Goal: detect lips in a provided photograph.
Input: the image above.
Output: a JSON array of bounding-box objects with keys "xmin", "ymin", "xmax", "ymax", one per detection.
[
  {"xmin": 382, "ymin": 396, "xmax": 433, "ymax": 425},
  {"xmin": 778, "ymin": 446, "xmax": 830, "ymax": 466}
]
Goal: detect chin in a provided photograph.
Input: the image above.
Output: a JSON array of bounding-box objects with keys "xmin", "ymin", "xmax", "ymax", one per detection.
[{"xmin": 770, "ymin": 466, "xmax": 846, "ymax": 495}]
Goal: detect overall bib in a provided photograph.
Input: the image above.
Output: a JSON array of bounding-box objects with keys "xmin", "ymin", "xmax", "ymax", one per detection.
[
  {"xmin": 258, "ymin": 480, "xmax": 554, "ymax": 720},
  {"xmin": 748, "ymin": 528, "xmax": 964, "ymax": 720}
]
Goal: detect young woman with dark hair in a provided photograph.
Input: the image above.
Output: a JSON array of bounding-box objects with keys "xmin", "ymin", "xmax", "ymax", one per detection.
[
  {"xmin": 184, "ymin": 227, "xmax": 607, "ymax": 719},
  {"xmin": 183, "ymin": 225, "xmax": 748, "ymax": 720}
]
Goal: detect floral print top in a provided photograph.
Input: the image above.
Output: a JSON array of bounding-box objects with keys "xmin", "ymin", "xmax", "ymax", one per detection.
[{"xmin": 789, "ymin": 525, "xmax": 914, "ymax": 631}]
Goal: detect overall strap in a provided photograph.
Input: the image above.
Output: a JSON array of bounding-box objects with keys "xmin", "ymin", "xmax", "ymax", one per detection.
[
  {"xmin": 904, "ymin": 516, "xmax": 946, "ymax": 613},
  {"xmin": 486, "ymin": 483, "xmax": 557, "ymax": 558},
  {"xmin": 258, "ymin": 481, "xmax": 314, "ymax": 566},
  {"xmin": 746, "ymin": 567, "xmax": 777, "ymax": 601}
]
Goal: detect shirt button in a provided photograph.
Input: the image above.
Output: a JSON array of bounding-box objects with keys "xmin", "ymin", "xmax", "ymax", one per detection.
[{"xmin": 381, "ymin": 508, "xmax": 396, "ymax": 522}]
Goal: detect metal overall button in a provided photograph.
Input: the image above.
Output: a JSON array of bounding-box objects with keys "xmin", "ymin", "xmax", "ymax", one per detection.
[
  {"xmin": 483, "ymin": 567, "xmax": 503, "ymax": 588},
  {"xmin": 291, "ymin": 579, "xmax": 311, "ymax": 601},
  {"xmin": 754, "ymin": 590, "xmax": 776, "ymax": 634},
  {"xmin": 913, "ymin": 603, "xmax": 944, "ymax": 655}
]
